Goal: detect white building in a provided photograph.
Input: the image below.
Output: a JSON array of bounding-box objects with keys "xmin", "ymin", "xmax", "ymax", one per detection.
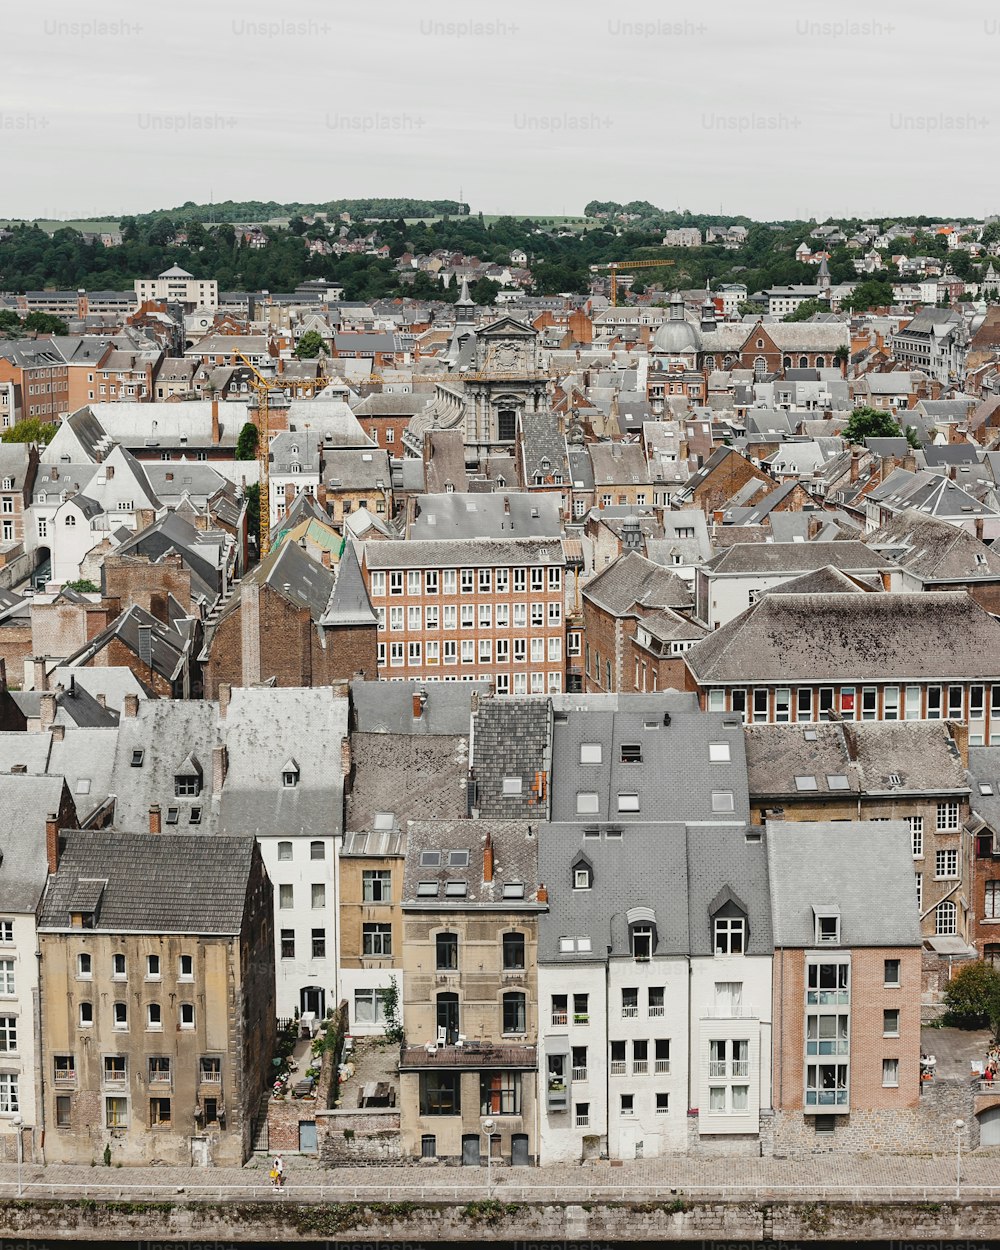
[{"xmin": 135, "ymin": 266, "xmax": 218, "ymax": 310}]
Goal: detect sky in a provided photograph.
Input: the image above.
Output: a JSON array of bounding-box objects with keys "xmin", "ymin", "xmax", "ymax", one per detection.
[{"xmin": 3, "ymin": 0, "xmax": 998, "ymax": 223}]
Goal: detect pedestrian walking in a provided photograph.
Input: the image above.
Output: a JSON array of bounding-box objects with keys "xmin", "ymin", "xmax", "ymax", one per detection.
[{"xmin": 271, "ymin": 1154, "xmax": 284, "ymax": 1188}]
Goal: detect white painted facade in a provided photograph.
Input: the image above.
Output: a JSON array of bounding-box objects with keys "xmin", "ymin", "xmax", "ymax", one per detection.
[
  {"xmin": 537, "ymin": 962, "xmax": 606, "ymax": 1163},
  {"xmin": 0, "ymin": 911, "xmax": 39, "ymax": 1153},
  {"xmin": 340, "ymin": 966, "xmax": 403, "ymax": 1037}
]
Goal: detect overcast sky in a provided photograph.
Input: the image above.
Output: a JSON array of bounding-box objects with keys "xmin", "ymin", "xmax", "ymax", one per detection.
[{"xmin": 3, "ymin": 0, "xmax": 997, "ymax": 223}]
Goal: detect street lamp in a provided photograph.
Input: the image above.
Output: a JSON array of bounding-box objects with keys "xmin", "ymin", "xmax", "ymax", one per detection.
[
  {"xmin": 11, "ymin": 1114, "xmax": 22, "ymax": 1198},
  {"xmin": 482, "ymin": 1116, "xmax": 495, "ymax": 1198},
  {"xmin": 954, "ymin": 1118, "xmax": 965, "ymax": 1200}
]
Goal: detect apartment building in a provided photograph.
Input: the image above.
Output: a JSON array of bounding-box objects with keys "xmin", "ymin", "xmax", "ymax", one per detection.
[
  {"xmin": 361, "ymin": 537, "xmax": 568, "ymax": 694},
  {"xmin": 767, "ymin": 821, "xmax": 922, "ymax": 1153},
  {"xmin": 37, "ymin": 830, "xmax": 274, "ymax": 1166},
  {"xmin": 398, "ymin": 820, "xmax": 544, "ymax": 1164},
  {"xmin": 0, "ymin": 342, "xmax": 69, "ymax": 422},
  {"xmin": 135, "ymin": 266, "xmax": 218, "ymax": 311}
]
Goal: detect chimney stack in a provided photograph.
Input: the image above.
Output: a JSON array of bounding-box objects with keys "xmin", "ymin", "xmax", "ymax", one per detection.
[
  {"xmin": 45, "ymin": 812, "xmax": 60, "ymax": 875},
  {"xmin": 218, "ymin": 683, "xmax": 231, "ymax": 719},
  {"xmin": 536, "ymin": 882, "xmax": 548, "ymax": 904},
  {"xmin": 149, "ymin": 804, "xmax": 162, "ymax": 835},
  {"xmin": 51, "ymin": 723, "xmax": 65, "ymax": 742},
  {"xmin": 483, "ymin": 831, "xmax": 494, "ymax": 883},
  {"xmin": 32, "ymin": 657, "xmax": 47, "ymax": 692},
  {"xmin": 212, "ymin": 743, "xmax": 228, "ymax": 792},
  {"xmin": 976, "ymin": 516, "xmax": 985, "ymax": 542},
  {"xmin": 95, "ymin": 693, "xmax": 106, "ymax": 709},
  {"xmin": 122, "ymin": 693, "xmax": 139, "ymax": 718},
  {"xmin": 211, "ymin": 395, "xmax": 221, "ymax": 446},
  {"xmin": 39, "ymin": 692, "xmax": 57, "ymax": 731},
  {"xmin": 340, "ymin": 735, "xmax": 352, "ymax": 778},
  {"xmin": 412, "ymin": 688, "xmax": 427, "ymax": 720}
]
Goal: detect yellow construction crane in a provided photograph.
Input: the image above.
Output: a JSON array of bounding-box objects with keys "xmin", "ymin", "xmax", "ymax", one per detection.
[
  {"xmin": 589, "ymin": 258, "xmax": 677, "ymax": 306},
  {"xmin": 236, "ymin": 355, "xmax": 331, "ymax": 558}
]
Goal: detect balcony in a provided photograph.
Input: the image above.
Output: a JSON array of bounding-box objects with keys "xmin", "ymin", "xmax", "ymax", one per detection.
[
  {"xmin": 622, "ymin": 1004, "xmax": 638, "ymax": 1018},
  {"xmin": 654, "ymin": 1059, "xmax": 670, "ymax": 1074},
  {"xmin": 709, "ymin": 1060, "xmax": 727, "ymax": 1078},
  {"xmin": 633, "ymin": 1060, "xmax": 648, "ymax": 1075},
  {"xmin": 649, "ymin": 1004, "xmax": 665, "ymax": 1017},
  {"xmin": 200, "ymin": 1069, "xmax": 222, "ymax": 1085},
  {"xmin": 546, "ymin": 1081, "xmax": 568, "ymax": 1112},
  {"xmin": 571, "ymin": 1067, "xmax": 587, "ymax": 1082},
  {"xmin": 573, "ymin": 1014, "xmax": 589, "ymax": 1025},
  {"xmin": 551, "ymin": 1011, "xmax": 568, "ymax": 1026},
  {"xmin": 103, "ymin": 1070, "xmax": 127, "ymax": 1087},
  {"xmin": 610, "ymin": 1061, "xmax": 627, "ymax": 1076},
  {"xmin": 805, "ymin": 1090, "xmax": 849, "ymax": 1107},
  {"xmin": 53, "ymin": 1069, "xmax": 76, "ymax": 1086}
]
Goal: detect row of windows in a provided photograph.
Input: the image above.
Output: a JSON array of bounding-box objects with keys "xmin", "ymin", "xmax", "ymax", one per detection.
[
  {"xmin": 62, "ymin": 1093, "xmax": 222, "ymax": 1130},
  {"xmin": 575, "ymin": 789, "xmax": 734, "ymax": 815},
  {"xmin": 384, "ymin": 637, "xmax": 562, "ymax": 664},
  {"xmin": 708, "ymin": 684, "xmax": 998, "ymax": 725},
  {"xmin": 279, "ymin": 928, "xmax": 327, "ymax": 960},
  {"xmin": 380, "ymin": 602, "xmax": 562, "ymax": 630},
  {"xmin": 75, "ymin": 1001, "xmax": 196, "ymax": 1030},
  {"xmin": 276, "ymin": 840, "xmax": 326, "ymax": 861},
  {"xmin": 278, "ymin": 883, "xmax": 327, "ymax": 909},
  {"xmin": 419, "ymin": 1071, "xmax": 523, "ymax": 1116},
  {"xmin": 77, "ymin": 952, "xmax": 195, "ymax": 980},
  {"xmin": 370, "ymin": 567, "xmax": 562, "ymax": 597},
  {"xmin": 53, "ymin": 1054, "xmax": 221, "ymax": 1084},
  {"xmin": 433, "ymin": 931, "xmax": 525, "ymax": 971}
]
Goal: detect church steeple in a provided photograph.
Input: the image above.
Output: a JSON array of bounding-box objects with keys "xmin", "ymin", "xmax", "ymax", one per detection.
[
  {"xmin": 817, "ymin": 253, "xmax": 831, "ymax": 292},
  {"xmin": 456, "ymin": 275, "xmax": 475, "ymax": 326}
]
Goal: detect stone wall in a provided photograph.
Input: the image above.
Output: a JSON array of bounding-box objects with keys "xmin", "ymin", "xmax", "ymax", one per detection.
[{"xmin": 318, "ymin": 1107, "xmax": 403, "ymax": 1165}]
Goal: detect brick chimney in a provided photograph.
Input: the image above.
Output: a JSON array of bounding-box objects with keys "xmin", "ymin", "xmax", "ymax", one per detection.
[
  {"xmin": 45, "ymin": 812, "xmax": 60, "ymax": 874},
  {"xmin": 320, "ymin": 548, "xmax": 331, "ymax": 569},
  {"xmin": 976, "ymin": 517, "xmax": 985, "ymax": 542},
  {"xmin": 412, "ymin": 688, "xmax": 427, "ymax": 720},
  {"xmin": 536, "ymin": 882, "xmax": 548, "ymax": 904},
  {"xmin": 211, "ymin": 395, "xmax": 221, "ymax": 447},
  {"xmin": 95, "ymin": 692, "xmax": 106, "ymax": 709},
  {"xmin": 51, "ymin": 723, "xmax": 65, "ymax": 742},
  {"xmin": 32, "ymin": 657, "xmax": 47, "ymax": 692},
  {"xmin": 947, "ymin": 719, "xmax": 970, "ymax": 767},
  {"xmin": 212, "ymin": 743, "xmax": 228, "ymax": 791},
  {"xmin": 850, "ymin": 447, "xmax": 862, "ymax": 483},
  {"xmin": 122, "ymin": 693, "xmax": 139, "ymax": 718},
  {"xmin": 483, "ymin": 831, "xmax": 494, "ymax": 883},
  {"xmin": 218, "ymin": 682, "xmax": 232, "ymax": 719},
  {"xmin": 341, "ymin": 735, "xmax": 352, "ymax": 778},
  {"xmin": 39, "ymin": 692, "xmax": 57, "ymax": 731},
  {"xmin": 149, "ymin": 803, "xmax": 162, "ymax": 835}
]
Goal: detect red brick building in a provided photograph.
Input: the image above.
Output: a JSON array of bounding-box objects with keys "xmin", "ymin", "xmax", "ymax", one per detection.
[{"xmin": 361, "ymin": 536, "xmax": 567, "ymax": 695}]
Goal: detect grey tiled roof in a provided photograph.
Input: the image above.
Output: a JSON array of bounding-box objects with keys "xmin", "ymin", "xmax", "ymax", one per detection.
[
  {"xmin": 347, "ymin": 732, "xmax": 469, "ymax": 831},
  {"xmin": 686, "ymin": 591, "xmax": 1000, "ymax": 683},
  {"xmin": 401, "ymin": 819, "xmax": 541, "ymax": 907},
  {"xmin": 0, "ymin": 775, "xmax": 68, "ymax": 912},
  {"xmin": 38, "ymin": 830, "xmax": 257, "ymax": 934},
  {"xmin": 363, "ymin": 537, "xmax": 565, "ymax": 569},
  {"xmin": 471, "ymin": 698, "xmax": 553, "ymax": 819},
  {"xmin": 549, "ymin": 705, "xmax": 750, "ymax": 826},
  {"xmin": 766, "ymin": 820, "xmax": 921, "ymax": 948},
  {"xmin": 409, "ymin": 493, "xmax": 562, "ymax": 541},
  {"xmin": 583, "ymin": 552, "xmax": 693, "ymax": 616},
  {"xmin": 870, "ymin": 508, "xmax": 1000, "ymax": 582},
  {"xmin": 686, "ymin": 826, "xmax": 773, "ymax": 957},
  {"xmin": 704, "ymin": 540, "xmax": 888, "ymax": 576},
  {"xmin": 350, "ymin": 679, "xmax": 483, "ymax": 735}
]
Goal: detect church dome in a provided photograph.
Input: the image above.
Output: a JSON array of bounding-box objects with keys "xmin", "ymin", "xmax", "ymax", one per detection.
[{"xmin": 652, "ymin": 291, "xmax": 702, "ymax": 355}]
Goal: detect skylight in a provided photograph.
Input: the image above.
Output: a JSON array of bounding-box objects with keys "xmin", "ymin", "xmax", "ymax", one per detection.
[{"xmin": 795, "ymin": 775, "xmax": 818, "ymax": 791}]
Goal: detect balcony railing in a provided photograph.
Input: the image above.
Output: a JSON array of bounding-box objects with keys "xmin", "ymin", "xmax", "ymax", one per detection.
[
  {"xmin": 200, "ymin": 1069, "xmax": 222, "ymax": 1084},
  {"xmin": 805, "ymin": 1089, "xmax": 849, "ymax": 1107},
  {"xmin": 654, "ymin": 1059, "xmax": 670, "ymax": 1074},
  {"xmin": 551, "ymin": 1011, "xmax": 567, "ymax": 1026},
  {"xmin": 622, "ymin": 1005, "xmax": 638, "ymax": 1018},
  {"xmin": 53, "ymin": 1069, "xmax": 76, "ymax": 1085},
  {"xmin": 732, "ymin": 1060, "xmax": 750, "ymax": 1078},
  {"xmin": 633, "ymin": 1060, "xmax": 648, "ymax": 1075},
  {"xmin": 576, "ymin": 1113, "xmax": 589, "ymax": 1127},
  {"xmin": 610, "ymin": 1061, "xmax": 627, "ymax": 1076},
  {"xmin": 709, "ymin": 1060, "xmax": 727, "ymax": 1078},
  {"xmin": 571, "ymin": 1067, "xmax": 587, "ymax": 1082},
  {"xmin": 103, "ymin": 1070, "xmax": 127, "ymax": 1086},
  {"xmin": 573, "ymin": 1014, "xmax": 589, "ymax": 1025},
  {"xmin": 649, "ymin": 1004, "xmax": 665, "ymax": 1017}
]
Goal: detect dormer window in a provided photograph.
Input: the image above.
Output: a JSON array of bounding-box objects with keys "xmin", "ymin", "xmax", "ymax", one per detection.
[
  {"xmin": 714, "ymin": 916, "xmax": 745, "ymax": 955},
  {"xmin": 282, "ymin": 758, "xmax": 299, "ymax": 788},
  {"xmin": 631, "ymin": 924, "xmax": 653, "ymax": 961},
  {"xmin": 814, "ymin": 908, "xmax": 841, "ymax": 945},
  {"xmin": 620, "ymin": 744, "xmax": 642, "ymax": 764},
  {"xmin": 174, "ymin": 776, "xmax": 200, "ymax": 797},
  {"xmin": 573, "ymin": 857, "xmax": 593, "ymax": 891}
]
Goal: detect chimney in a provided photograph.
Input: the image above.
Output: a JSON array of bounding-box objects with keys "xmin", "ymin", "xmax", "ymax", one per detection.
[
  {"xmin": 340, "ymin": 735, "xmax": 352, "ymax": 778},
  {"xmin": 536, "ymin": 882, "xmax": 548, "ymax": 904},
  {"xmin": 212, "ymin": 743, "xmax": 228, "ymax": 791},
  {"xmin": 122, "ymin": 693, "xmax": 139, "ymax": 718},
  {"xmin": 211, "ymin": 395, "xmax": 221, "ymax": 447},
  {"xmin": 879, "ymin": 570, "xmax": 892, "ymax": 592},
  {"xmin": 51, "ymin": 723, "xmax": 65, "ymax": 742},
  {"xmin": 412, "ymin": 688, "xmax": 427, "ymax": 720},
  {"xmin": 106, "ymin": 465, "xmax": 114, "ymax": 481},
  {"xmin": 483, "ymin": 831, "xmax": 494, "ymax": 883},
  {"xmin": 503, "ymin": 495, "xmax": 510, "ymax": 515},
  {"xmin": 807, "ymin": 514, "xmax": 822, "ymax": 540},
  {"xmin": 320, "ymin": 548, "xmax": 331, "ymax": 569},
  {"xmin": 39, "ymin": 692, "xmax": 57, "ymax": 731},
  {"xmin": 850, "ymin": 447, "xmax": 861, "ymax": 483},
  {"xmin": 947, "ymin": 719, "xmax": 970, "ymax": 767},
  {"xmin": 976, "ymin": 516, "xmax": 985, "ymax": 542},
  {"xmin": 45, "ymin": 812, "xmax": 60, "ymax": 875},
  {"xmin": 50, "ymin": 466, "xmax": 58, "ymax": 482},
  {"xmin": 96, "ymin": 693, "xmax": 106, "ymax": 709},
  {"xmin": 149, "ymin": 803, "xmax": 162, "ymax": 835},
  {"xmin": 32, "ymin": 657, "xmax": 47, "ymax": 692},
  {"xmin": 218, "ymin": 682, "xmax": 232, "ymax": 719}
]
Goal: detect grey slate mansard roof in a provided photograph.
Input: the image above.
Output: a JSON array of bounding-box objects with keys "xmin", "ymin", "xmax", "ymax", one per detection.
[
  {"xmin": 218, "ymin": 686, "xmax": 348, "ymax": 839},
  {"xmin": 582, "ymin": 552, "xmax": 693, "ymax": 616},
  {"xmin": 765, "ymin": 820, "xmax": 921, "ymax": 948},
  {"xmin": 685, "ymin": 826, "xmax": 773, "ymax": 958},
  {"xmin": 686, "ymin": 590, "xmax": 1000, "ymax": 683},
  {"xmin": 38, "ymin": 830, "xmax": 256, "ymax": 934},
  {"xmin": 363, "ymin": 536, "xmax": 566, "ymax": 569},
  {"xmin": 401, "ymin": 819, "xmax": 541, "ymax": 907},
  {"xmin": 350, "ymin": 678, "xmax": 485, "ymax": 735},
  {"xmin": 347, "ymin": 731, "xmax": 470, "ymax": 832},
  {"xmin": 703, "ymin": 540, "xmax": 890, "ymax": 577},
  {"xmin": 549, "ymin": 706, "xmax": 749, "ymax": 826}
]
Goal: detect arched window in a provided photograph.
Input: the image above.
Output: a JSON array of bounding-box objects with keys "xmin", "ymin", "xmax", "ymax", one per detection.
[
  {"xmin": 756, "ymin": 338, "xmax": 765, "ymax": 349},
  {"xmin": 704, "ymin": 355, "xmax": 716, "ymax": 370},
  {"xmin": 816, "ymin": 356, "xmax": 826, "ymax": 368},
  {"xmin": 502, "ymin": 991, "xmax": 526, "ymax": 1035},
  {"xmin": 723, "ymin": 355, "xmax": 734, "ymax": 369},
  {"xmin": 783, "ymin": 356, "xmax": 792, "ymax": 369},
  {"xmin": 799, "ymin": 356, "xmax": 809, "ymax": 368},
  {"xmin": 935, "ymin": 900, "xmax": 957, "ymax": 936},
  {"xmin": 65, "ymin": 514, "xmax": 76, "ymax": 527},
  {"xmin": 754, "ymin": 356, "xmax": 767, "ymax": 381}
]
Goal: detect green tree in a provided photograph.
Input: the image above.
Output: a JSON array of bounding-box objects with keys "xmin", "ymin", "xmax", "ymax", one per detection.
[
  {"xmin": 244, "ymin": 482, "xmax": 261, "ymax": 555},
  {"xmin": 22, "ymin": 312, "xmax": 68, "ymax": 335},
  {"xmin": 64, "ymin": 579, "xmax": 100, "ymax": 593},
  {"xmin": 294, "ymin": 330, "xmax": 326, "ymax": 359},
  {"xmin": 235, "ymin": 421, "xmax": 259, "ymax": 460},
  {"xmin": 943, "ymin": 961, "xmax": 1000, "ymax": 1034},
  {"xmin": 845, "ymin": 279, "xmax": 894, "ymax": 312},
  {"xmin": 381, "ymin": 975, "xmax": 405, "ymax": 1045},
  {"xmin": 0, "ymin": 310, "xmax": 22, "ymax": 335},
  {"xmin": 784, "ymin": 298, "xmax": 827, "ymax": 322},
  {"xmin": 1, "ymin": 418, "xmax": 56, "ymax": 445},
  {"xmin": 470, "ymin": 276, "xmax": 500, "ymax": 305},
  {"xmin": 842, "ymin": 405, "xmax": 918, "ymax": 447}
]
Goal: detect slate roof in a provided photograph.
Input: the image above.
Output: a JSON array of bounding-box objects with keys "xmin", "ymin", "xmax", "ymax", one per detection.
[
  {"xmin": 401, "ymin": 819, "xmax": 541, "ymax": 907},
  {"xmin": 217, "ymin": 541, "xmax": 335, "ymax": 627},
  {"xmin": 549, "ymin": 705, "xmax": 749, "ymax": 826},
  {"xmin": 349, "ymin": 678, "xmax": 483, "ymax": 735},
  {"xmin": 763, "ymin": 565, "xmax": 868, "ymax": 596},
  {"xmin": 38, "ymin": 830, "xmax": 257, "ymax": 934},
  {"xmin": 686, "ymin": 591, "xmax": 1000, "ymax": 683},
  {"xmin": 869, "ymin": 509, "xmax": 1000, "ymax": 582},
  {"xmin": 589, "ymin": 442, "xmax": 651, "ymax": 486},
  {"xmin": 363, "ymin": 537, "xmax": 565, "ymax": 569},
  {"xmin": 583, "ymin": 551, "xmax": 693, "ymax": 615},
  {"xmin": 323, "ymin": 446, "xmax": 392, "ymax": 491},
  {"xmin": 745, "ymin": 721, "xmax": 969, "ymax": 800},
  {"xmin": 66, "ymin": 605, "xmax": 190, "ymax": 685},
  {"xmin": 0, "ymin": 775, "xmax": 67, "ymax": 912},
  {"xmin": 409, "ymin": 492, "xmax": 561, "ymax": 541},
  {"xmin": 347, "ymin": 732, "xmax": 469, "ymax": 832},
  {"xmin": 766, "ymin": 820, "xmax": 921, "ymax": 948},
  {"xmin": 218, "ymin": 687, "xmax": 348, "ymax": 838},
  {"xmin": 322, "ymin": 540, "xmax": 377, "ymax": 626},
  {"xmin": 521, "ymin": 413, "xmax": 568, "ymax": 482},
  {"xmin": 472, "ymin": 698, "xmax": 553, "ymax": 819},
  {"xmin": 704, "ymin": 540, "xmax": 888, "ymax": 576},
  {"xmin": 686, "ymin": 826, "xmax": 773, "ymax": 957}
]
